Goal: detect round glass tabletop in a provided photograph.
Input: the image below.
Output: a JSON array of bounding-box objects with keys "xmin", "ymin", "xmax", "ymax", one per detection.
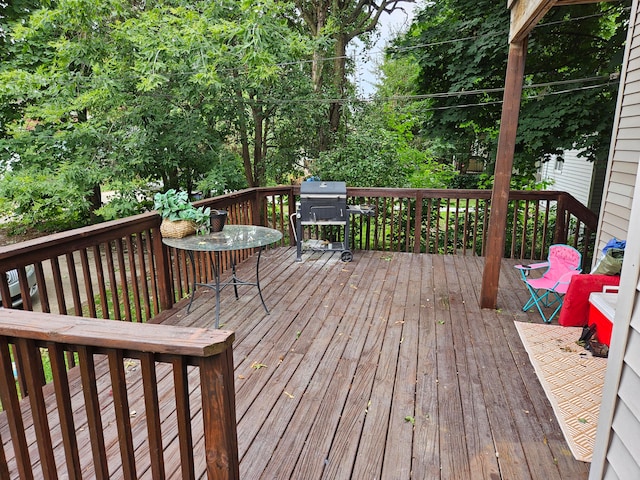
[{"xmin": 162, "ymin": 224, "xmax": 283, "ymax": 252}]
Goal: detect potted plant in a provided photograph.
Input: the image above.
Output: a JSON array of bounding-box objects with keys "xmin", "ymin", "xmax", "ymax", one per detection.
[{"xmin": 153, "ymin": 189, "xmax": 211, "ymax": 238}]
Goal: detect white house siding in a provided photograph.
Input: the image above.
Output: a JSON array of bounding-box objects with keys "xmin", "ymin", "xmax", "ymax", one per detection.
[
  {"xmin": 590, "ymin": 1, "xmax": 640, "ymax": 478},
  {"xmin": 595, "ymin": 1, "xmax": 640, "ymax": 257},
  {"xmin": 538, "ymin": 149, "xmax": 594, "ymax": 206}
]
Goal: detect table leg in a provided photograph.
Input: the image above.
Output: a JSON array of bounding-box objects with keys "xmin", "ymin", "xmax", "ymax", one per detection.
[
  {"xmin": 255, "ymin": 246, "xmax": 269, "ymax": 315},
  {"xmin": 186, "ymin": 247, "xmax": 269, "ymax": 328},
  {"xmin": 231, "ymin": 253, "xmax": 239, "ymax": 299},
  {"xmin": 185, "ymin": 250, "xmax": 222, "ymax": 328},
  {"xmin": 186, "ymin": 250, "xmax": 197, "ymax": 314}
]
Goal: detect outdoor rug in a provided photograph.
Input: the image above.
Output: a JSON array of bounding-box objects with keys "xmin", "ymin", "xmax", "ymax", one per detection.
[{"xmin": 514, "ymin": 321, "xmax": 608, "ymax": 462}]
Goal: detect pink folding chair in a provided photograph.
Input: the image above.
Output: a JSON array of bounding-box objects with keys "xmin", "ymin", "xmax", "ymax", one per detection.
[{"xmin": 515, "ymin": 244, "xmax": 582, "ymax": 323}]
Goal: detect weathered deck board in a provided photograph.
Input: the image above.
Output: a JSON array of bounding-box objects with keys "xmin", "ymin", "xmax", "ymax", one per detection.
[{"xmin": 2, "ymin": 248, "xmax": 591, "ymax": 479}]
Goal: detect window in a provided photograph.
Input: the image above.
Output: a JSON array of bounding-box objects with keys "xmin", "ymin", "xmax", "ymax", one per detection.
[{"xmin": 554, "ymin": 158, "xmax": 564, "ymax": 173}]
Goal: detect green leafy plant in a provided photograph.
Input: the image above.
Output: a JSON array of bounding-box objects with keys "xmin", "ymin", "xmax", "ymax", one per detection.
[{"xmin": 153, "ymin": 189, "xmax": 210, "ymax": 234}]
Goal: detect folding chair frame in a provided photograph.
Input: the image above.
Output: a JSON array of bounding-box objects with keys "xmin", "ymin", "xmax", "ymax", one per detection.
[{"xmin": 515, "ymin": 245, "xmax": 582, "ymax": 323}]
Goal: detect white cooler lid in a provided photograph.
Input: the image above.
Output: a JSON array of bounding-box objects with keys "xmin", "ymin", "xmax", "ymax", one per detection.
[{"xmin": 589, "ymin": 292, "xmax": 618, "ymax": 321}]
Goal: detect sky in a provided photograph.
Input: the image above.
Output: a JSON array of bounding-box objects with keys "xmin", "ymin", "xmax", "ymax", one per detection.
[{"xmin": 351, "ymin": 2, "xmax": 421, "ymax": 97}]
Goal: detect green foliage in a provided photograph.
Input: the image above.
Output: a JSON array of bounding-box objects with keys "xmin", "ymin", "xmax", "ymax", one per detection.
[
  {"xmin": 196, "ymin": 151, "xmax": 248, "ymax": 197},
  {"xmin": 0, "ymin": 165, "xmax": 92, "ymax": 233},
  {"xmin": 153, "ymin": 189, "xmax": 210, "ymax": 232},
  {"xmin": 94, "ymin": 179, "xmax": 153, "ymax": 221},
  {"xmin": 313, "ymin": 103, "xmax": 458, "ymax": 188},
  {"xmin": 312, "ymin": 127, "xmax": 411, "ymax": 187},
  {"xmin": 0, "ymin": 0, "xmax": 316, "ymax": 234},
  {"xmin": 391, "ymin": 0, "xmax": 630, "ymax": 182}
]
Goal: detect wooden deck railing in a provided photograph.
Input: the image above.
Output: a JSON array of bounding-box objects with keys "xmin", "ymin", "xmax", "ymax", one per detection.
[
  {"xmin": 0, "ymin": 309, "xmax": 237, "ymax": 479},
  {"xmin": 0, "ymin": 187, "xmax": 597, "ymax": 391},
  {"xmin": 294, "ymin": 187, "xmax": 597, "ymax": 267},
  {"xmin": 0, "ymin": 187, "xmax": 597, "ymax": 327}
]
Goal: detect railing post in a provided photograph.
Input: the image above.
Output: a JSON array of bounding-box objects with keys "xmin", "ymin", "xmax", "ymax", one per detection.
[
  {"xmin": 252, "ymin": 189, "xmax": 263, "ymax": 226},
  {"xmin": 413, "ymin": 192, "xmax": 423, "ymax": 254},
  {"xmin": 554, "ymin": 193, "xmax": 567, "ymax": 244},
  {"xmin": 152, "ymin": 225, "xmax": 174, "ymax": 311},
  {"xmin": 199, "ymin": 347, "xmax": 239, "ymax": 480}
]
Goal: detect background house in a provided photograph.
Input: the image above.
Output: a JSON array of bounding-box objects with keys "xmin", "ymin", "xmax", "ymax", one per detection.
[{"xmin": 537, "ymin": 148, "xmax": 606, "ymax": 213}]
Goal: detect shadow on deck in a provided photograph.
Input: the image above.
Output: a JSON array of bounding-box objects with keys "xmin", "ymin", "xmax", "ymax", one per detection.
[{"xmin": 2, "ymin": 248, "xmax": 590, "ymax": 479}]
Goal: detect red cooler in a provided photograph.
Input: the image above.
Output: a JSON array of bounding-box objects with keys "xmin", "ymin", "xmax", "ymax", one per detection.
[{"xmin": 588, "ymin": 289, "xmax": 618, "ymax": 347}]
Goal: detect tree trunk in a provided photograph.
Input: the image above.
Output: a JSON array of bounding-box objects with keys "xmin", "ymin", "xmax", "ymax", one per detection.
[
  {"xmin": 252, "ymin": 105, "xmax": 265, "ymax": 187},
  {"xmin": 329, "ymin": 34, "xmax": 348, "ymax": 135},
  {"xmin": 235, "ymin": 91, "xmax": 256, "ymax": 187}
]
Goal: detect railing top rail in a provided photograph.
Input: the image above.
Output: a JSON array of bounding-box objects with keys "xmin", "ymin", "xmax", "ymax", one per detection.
[
  {"xmin": 289, "ymin": 185, "xmax": 571, "ymax": 201},
  {"xmin": 0, "ymin": 309, "xmax": 234, "ymax": 357},
  {"xmin": 0, "ymin": 186, "xmax": 597, "ymax": 270},
  {"xmin": 0, "ymin": 211, "xmax": 160, "ymax": 268}
]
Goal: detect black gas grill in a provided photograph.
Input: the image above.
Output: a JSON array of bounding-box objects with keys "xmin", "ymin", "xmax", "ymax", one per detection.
[
  {"xmin": 295, "ymin": 181, "xmax": 351, "ymax": 261},
  {"xmin": 298, "ymin": 181, "xmax": 348, "ymax": 223},
  {"xmin": 294, "ymin": 181, "xmax": 374, "ymax": 262}
]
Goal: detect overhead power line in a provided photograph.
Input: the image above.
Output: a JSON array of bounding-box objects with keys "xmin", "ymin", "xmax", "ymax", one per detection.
[
  {"xmin": 383, "ymin": 5, "xmax": 631, "ymax": 56},
  {"xmin": 258, "ymin": 75, "xmax": 617, "ymax": 106}
]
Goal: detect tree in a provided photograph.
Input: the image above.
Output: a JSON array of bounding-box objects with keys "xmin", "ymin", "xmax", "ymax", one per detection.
[
  {"xmin": 0, "ymin": 0, "xmax": 316, "ymax": 231},
  {"xmin": 293, "ymin": 0, "xmax": 416, "ymax": 150},
  {"xmin": 391, "ymin": 0, "xmax": 630, "ymax": 184},
  {"xmin": 312, "ymin": 102, "xmax": 457, "ymax": 188}
]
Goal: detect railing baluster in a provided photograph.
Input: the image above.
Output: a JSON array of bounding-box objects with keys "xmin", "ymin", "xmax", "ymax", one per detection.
[
  {"xmin": 173, "ymin": 356, "xmax": 195, "ymax": 479},
  {"xmin": 17, "ymin": 338, "xmax": 57, "ymax": 479},
  {"xmin": 48, "ymin": 342, "xmax": 82, "ymax": 479},
  {"xmin": 135, "ymin": 233, "xmax": 152, "ymax": 321},
  {"xmin": 92, "ymin": 245, "xmax": 109, "ymax": 319},
  {"xmin": 51, "ymin": 257, "xmax": 67, "ymax": 315},
  {"xmin": 435, "ymin": 197, "xmax": 442, "ymax": 253},
  {"xmin": 108, "ymin": 349, "xmax": 137, "ymax": 479},
  {"xmin": 542, "ymin": 201, "xmax": 551, "ymax": 255},
  {"xmin": 78, "ymin": 345, "xmax": 110, "ymax": 479},
  {"xmin": 462, "ymin": 198, "xmax": 469, "ymax": 255},
  {"xmin": 115, "ymin": 239, "xmax": 132, "ymax": 322},
  {"xmin": 531, "ymin": 201, "xmax": 540, "ymax": 259},
  {"xmin": 425, "ymin": 198, "xmax": 432, "ymax": 253},
  {"xmin": 140, "ymin": 352, "xmax": 165, "ymax": 479},
  {"xmin": 80, "ymin": 248, "xmax": 97, "ymax": 318},
  {"xmin": 65, "ymin": 253, "xmax": 82, "ymax": 316},
  {"xmin": 105, "ymin": 242, "xmax": 121, "ymax": 320},
  {"xmin": 519, "ymin": 200, "xmax": 529, "ymax": 259},
  {"xmin": 472, "ymin": 198, "xmax": 479, "ymax": 256},
  {"xmin": 125, "ymin": 235, "xmax": 142, "ymax": 323},
  {"xmin": 405, "ymin": 198, "xmax": 412, "ymax": 252},
  {"xmin": 0, "ymin": 337, "xmax": 33, "ymax": 480}
]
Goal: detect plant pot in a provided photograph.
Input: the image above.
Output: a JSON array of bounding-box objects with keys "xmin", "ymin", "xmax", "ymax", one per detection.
[
  {"xmin": 160, "ymin": 218, "xmax": 196, "ymax": 238},
  {"xmin": 210, "ymin": 210, "xmax": 228, "ymax": 233}
]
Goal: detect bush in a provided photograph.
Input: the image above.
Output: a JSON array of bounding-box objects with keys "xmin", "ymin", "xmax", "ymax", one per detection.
[{"xmin": 0, "ymin": 166, "xmax": 92, "ymax": 233}]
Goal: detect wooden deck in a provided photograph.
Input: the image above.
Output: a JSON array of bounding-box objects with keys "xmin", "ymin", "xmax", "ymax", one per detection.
[
  {"xmin": 153, "ymin": 247, "xmax": 589, "ymax": 479},
  {"xmin": 2, "ymin": 247, "xmax": 591, "ymax": 479}
]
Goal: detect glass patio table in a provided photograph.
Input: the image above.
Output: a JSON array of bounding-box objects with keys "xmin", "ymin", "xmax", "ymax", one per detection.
[{"xmin": 162, "ymin": 225, "xmax": 282, "ymax": 328}]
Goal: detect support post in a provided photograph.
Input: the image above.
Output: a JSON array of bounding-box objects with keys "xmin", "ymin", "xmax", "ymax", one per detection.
[{"xmin": 480, "ymin": 38, "xmax": 528, "ymax": 309}]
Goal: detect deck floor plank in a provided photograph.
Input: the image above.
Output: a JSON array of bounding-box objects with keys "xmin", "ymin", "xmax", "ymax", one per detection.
[
  {"xmin": 1, "ymin": 248, "xmax": 592, "ymax": 479},
  {"xmin": 380, "ymin": 253, "xmax": 422, "ymax": 480},
  {"xmin": 411, "ymin": 253, "xmax": 442, "ymax": 480},
  {"xmin": 445, "ymin": 255, "xmax": 501, "ymax": 479},
  {"xmin": 349, "ymin": 252, "xmax": 410, "ymax": 480}
]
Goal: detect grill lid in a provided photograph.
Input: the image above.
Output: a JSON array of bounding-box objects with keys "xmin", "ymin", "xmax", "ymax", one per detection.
[{"xmin": 300, "ymin": 181, "xmax": 346, "ymax": 196}]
